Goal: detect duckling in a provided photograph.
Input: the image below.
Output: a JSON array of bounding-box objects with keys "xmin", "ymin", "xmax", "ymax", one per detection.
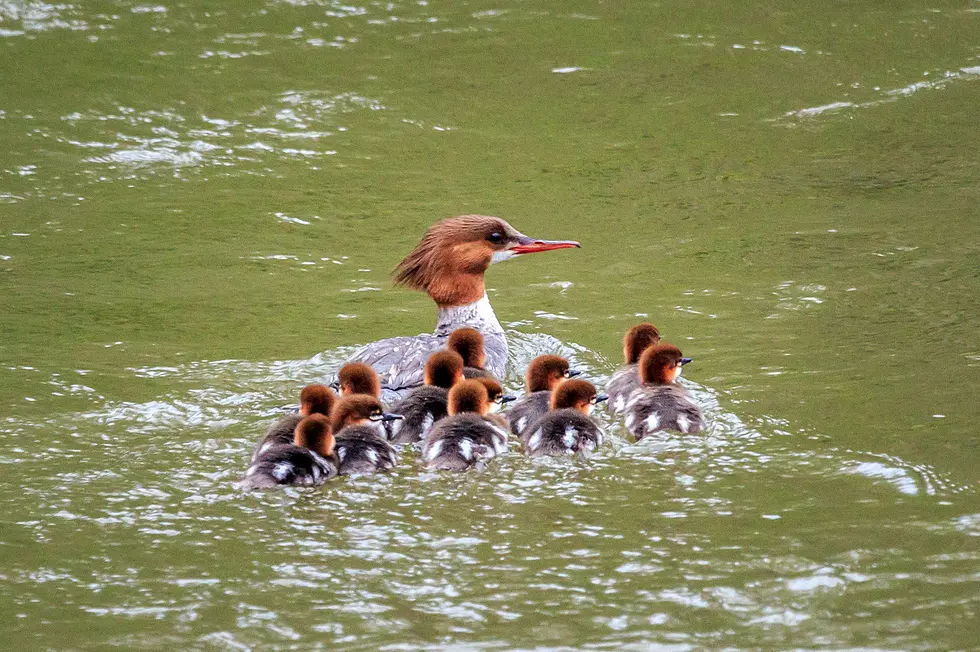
[
  {"xmin": 331, "ymin": 395, "xmax": 402, "ymax": 475},
  {"xmin": 252, "ymin": 384, "xmax": 336, "ymax": 461},
  {"xmin": 387, "ymin": 350, "xmax": 464, "ymax": 444},
  {"xmin": 507, "ymin": 354, "xmax": 580, "ymax": 437},
  {"xmin": 448, "ymin": 327, "xmax": 493, "ymax": 379},
  {"xmin": 336, "ymin": 362, "xmax": 381, "ymax": 397},
  {"xmin": 606, "ymin": 322, "xmax": 660, "ymax": 415},
  {"xmin": 522, "ymin": 379, "xmax": 607, "ymax": 458},
  {"xmin": 241, "ymin": 414, "xmax": 338, "ymax": 489},
  {"xmin": 421, "ymin": 380, "xmax": 509, "ymax": 471},
  {"xmin": 623, "ymin": 343, "xmax": 700, "ymax": 440},
  {"xmin": 475, "ymin": 375, "xmax": 517, "ymax": 430}
]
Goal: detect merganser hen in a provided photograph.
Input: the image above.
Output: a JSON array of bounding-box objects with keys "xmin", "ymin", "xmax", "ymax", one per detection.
[
  {"xmin": 347, "ymin": 215, "xmax": 579, "ymax": 396},
  {"xmin": 606, "ymin": 323, "xmax": 661, "ymax": 415},
  {"xmin": 388, "ymin": 350, "xmax": 464, "ymax": 444},
  {"xmin": 252, "ymin": 384, "xmax": 337, "ymax": 461},
  {"xmin": 507, "ymin": 354, "xmax": 580, "ymax": 437},
  {"xmin": 241, "ymin": 414, "xmax": 338, "ymax": 489},
  {"xmin": 623, "ymin": 343, "xmax": 700, "ymax": 440},
  {"xmin": 336, "ymin": 362, "xmax": 381, "ymax": 397},
  {"xmin": 522, "ymin": 379, "xmax": 607, "ymax": 458},
  {"xmin": 448, "ymin": 327, "xmax": 493, "ymax": 379},
  {"xmin": 421, "ymin": 380, "xmax": 509, "ymax": 471},
  {"xmin": 331, "ymin": 395, "xmax": 402, "ymax": 475}
]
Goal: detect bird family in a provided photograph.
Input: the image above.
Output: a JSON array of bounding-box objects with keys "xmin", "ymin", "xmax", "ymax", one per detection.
[{"xmin": 241, "ymin": 215, "xmax": 701, "ymax": 489}]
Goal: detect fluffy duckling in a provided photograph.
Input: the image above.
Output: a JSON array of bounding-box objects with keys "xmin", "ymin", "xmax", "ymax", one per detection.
[
  {"xmin": 507, "ymin": 354, "xmax": 580, "ymax": 437},
  {"xmin": 241, "ymin": 414, "xmax": 338, "ymax": 489},
  {"xmin": 252, "ymin": 384, "xmax": 336, "ymax": 461},
  {"xmin": 606, "ymin": 323, "xmax": 660, "ymax": 415},
  {"xmin": 337, "ymin": 362, "xmax": 381, "ymax": 397},
  {"xmin": 330, "ymin": 395, "xmax": 402, "ymax": 475},
  {"xmin": 388, "ymin": 350, "xmax": 464, "ymax": 444},
  {"xmin": 475, "ymin": 376, "xmax": 516, "ymax": 430},
  {"xmin": 623, "ymin": 343, "xmax": 700, "ymax": 440},
  {"xmin": 421, "ymin": 380, "xmax": 509, "ymax": 471},
  {"xmin": 523, "ymin": 379, "xmax": 607, "ymax": 458},
  {"xmin": 448, "ymin": 327, "xmax": 493, "ymax": 379}
]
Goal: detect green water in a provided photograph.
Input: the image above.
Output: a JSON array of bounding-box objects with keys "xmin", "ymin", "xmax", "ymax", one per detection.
[{"xmin": 2, "ymin": 0, "xmax": 979, "ymax": 648}]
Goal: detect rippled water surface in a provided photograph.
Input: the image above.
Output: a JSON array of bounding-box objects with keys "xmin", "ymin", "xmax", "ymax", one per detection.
[{"xmin": 2, "ymin": 0, "xmax": 979, "ymax": 649}]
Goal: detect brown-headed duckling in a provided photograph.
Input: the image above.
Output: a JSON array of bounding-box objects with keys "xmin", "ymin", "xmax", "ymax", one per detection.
[
  {"xmin": 330, "ymin": 395, "xmax": 402, "ymax": 475},
  {"xmin": 421, "ymin": 380, "xmax": 509, "ymax": 471},
  {"xmin": 623, "ymin": 343, "xmax": 700, "ymax": 440},
  {"xmin": 522, "ymin": 379, "xmax": 606, "ymax": 458},
  {"xmin": 606, "ymin": 322, "xmax": 660, "ymax": 415},
  {"xmin": 252, "ymin": 384, "xmax": 337, "ymax": 461},
  {"xmin": 388, "ymin": 350, "xmax": 464, "ymax": 444},
  {"xmin": 242, "ymin": 413, "xmax": 338, "ymax": 489},
  {"xmin": 507, "ymin": 354, "xmax": 580, "ymax": 437}
]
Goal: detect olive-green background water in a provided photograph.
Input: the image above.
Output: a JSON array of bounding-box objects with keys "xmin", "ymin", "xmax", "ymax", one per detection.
[{"xmin": 2, "ymin": 1, "xmax": 979, "ymax": 649}]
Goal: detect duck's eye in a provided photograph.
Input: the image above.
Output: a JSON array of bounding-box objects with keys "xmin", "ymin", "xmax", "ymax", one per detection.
[
  {"xmin": 563, "ymin": 370, "xmax": 570, "ymax": 378},
  {"xmin": 487, "ymin": 232, "xmax": 504, "ymax": 244},
  {"xmin": 589, "ymin": 397, "xmax": 597, "ymax": 404}
]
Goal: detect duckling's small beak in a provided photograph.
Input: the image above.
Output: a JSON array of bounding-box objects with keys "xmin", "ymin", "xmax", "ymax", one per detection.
[
  {"xmin": 567, "ymin": 369, "xmax": 582, "ymax": 378},
  {"xmin": 595, "ymin": 394, "xmax": 609, "ymax": 403},
  {"xmin": 680, "ymin": 358, "xmax": 693, "ymax": 366},
  {"xmin": 501, "ymin": 395, "xmax": 517, "ymax": 404},
  {"xmin": 511, "ymin": 234, "xmax": 581, "ymax": 255},
  {"xmin": 382, "ymin": 412, "xmax": 404, "ymax": 422}
]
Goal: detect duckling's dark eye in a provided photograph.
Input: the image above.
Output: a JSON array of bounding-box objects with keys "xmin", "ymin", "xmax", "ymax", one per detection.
[{"xmin": 487, "ymin": 232, "xmax": 504, "ymax": 244}]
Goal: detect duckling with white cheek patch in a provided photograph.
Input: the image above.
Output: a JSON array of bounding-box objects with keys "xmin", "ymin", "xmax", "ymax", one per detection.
[
  {"xmin": 422, "ymin": 380, "xmax": 509, "ymax": 471},
  {"xmin": 606, "ymin": 323, "xmax": 660, "ymax": 416},
  {"xmin": 331, "ymin": 395, "xmax": 402, "ymax": 475},
  {"xmin": 388, "ymin": 350, "xmax": 464, "ymax": 444},
  {"xmin": 623, "ymin": 343, "xmax": 701, "ymax": 440},
  {"xmin": 522, "ymin": 379, "xmax": 607, "ymax": 458},
  {"xmin": 252, "ymin": 384, "xmax": 337, "ymax": 462},
  {"xmin": 242, "ymin": 413, "xmax": 338, "ymax": 489},
  {"xmin": 507, "ymin": 354, "xmax": 580, "ymax": 438},
  {"xmin": 475, "ymin": 376, "xmax": 516, "ymax": 431}
]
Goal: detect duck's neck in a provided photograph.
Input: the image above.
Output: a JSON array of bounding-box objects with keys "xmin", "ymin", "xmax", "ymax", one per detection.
[{"xmin": 435, "ymin": 294, "xmax": 504, "ymax": 337}]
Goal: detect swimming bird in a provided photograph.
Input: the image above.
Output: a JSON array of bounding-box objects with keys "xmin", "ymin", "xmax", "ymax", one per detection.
[
  {"xmin": 474, "ymin": 375, "xmax": 517, "ymax": 430},
  {"xmin": 623, "ymin": 343, "xmax": 700, "ymax": 440},
  {"xmin": 241, "ymin": 414, "xmax": 338, "ymax": 489},
  {"xmin": 336, "ymin": 362, "xmax": 381, "ymax": 397},
  {"xmin": 331, "ymin": 395, "xmax": 402, "ymax": 475},
  {"xmin": 346, "ymin": 215, "xmax": 579, "ymax": 396},
  {"xmin": 251, "ymin": 384, "xmax": 337, "ymax": 461},
  {"xmin": 387, "ymin": 350, "xmax": 464, "ymax": 444},
  {"xmin": 507, "ymin": 354, "xmax": 580, "ymax": 438},
  {"xmin": 606, "ymin": 323, "xmax": 661, "ymax": 415},
  {"xmin": 448, "ymin": 327, "xmax": 493, "ymax": 379},
  {"xmin": 522, "ymin": 379, "xmax": 607, "ymax": 458},
  {"xmin": 421, "ymin": 380, "xmax": 509, "ymax": 471}
]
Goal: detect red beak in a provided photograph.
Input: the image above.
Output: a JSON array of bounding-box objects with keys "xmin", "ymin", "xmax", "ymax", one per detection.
[{"xmin": 511, "ymin": 238, "xmax": 581, "ymax": 255}]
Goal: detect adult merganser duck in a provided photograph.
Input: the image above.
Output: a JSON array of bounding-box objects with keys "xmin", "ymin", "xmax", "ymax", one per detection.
[
  {"xmin": 447, "ymin": 327, "xmax": 493, "ymax": 379},
  {"xmin": 388, "ymin": 350, "xmax": 464, "ymax": 444},
  {"xmin": 421, "ymin": 380, "xmax": 509, "ymax": 471},
  {"xmin": 606, "ymin": 323, "xmax": 661, "ymax": 415},
  {"xmin": 347, "ymin": 215, "xmax": 579, "ymax": 395},
  {"xmin": 623, "ymin": 343, "xmax": 700, "ymax": 440},
  {"xmin": 241, "ymin": 414, "xmax": 338, "ymax": 489},
  {"xmin": 522, "ymin": 379, "xmax": 607, "ymax": 458},
  {"xmin": 252, "ymin": 384, "xmax": 337, "ymax": 461},
  {"xmin": 336, "ymin": 362, "xmax": 381, "ymax": 397},
  {"xmin": 331, "ymin": 395, "xmax": 402, "ymax": 475},
  {"xmin": 507, "ymin": 354, "xmax": 580, "ymax": 437}
]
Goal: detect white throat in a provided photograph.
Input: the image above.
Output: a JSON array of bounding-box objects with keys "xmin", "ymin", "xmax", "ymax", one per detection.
[{"xmin": 435, "ymin": 294, "xmax": 504, "ymax": 337}]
